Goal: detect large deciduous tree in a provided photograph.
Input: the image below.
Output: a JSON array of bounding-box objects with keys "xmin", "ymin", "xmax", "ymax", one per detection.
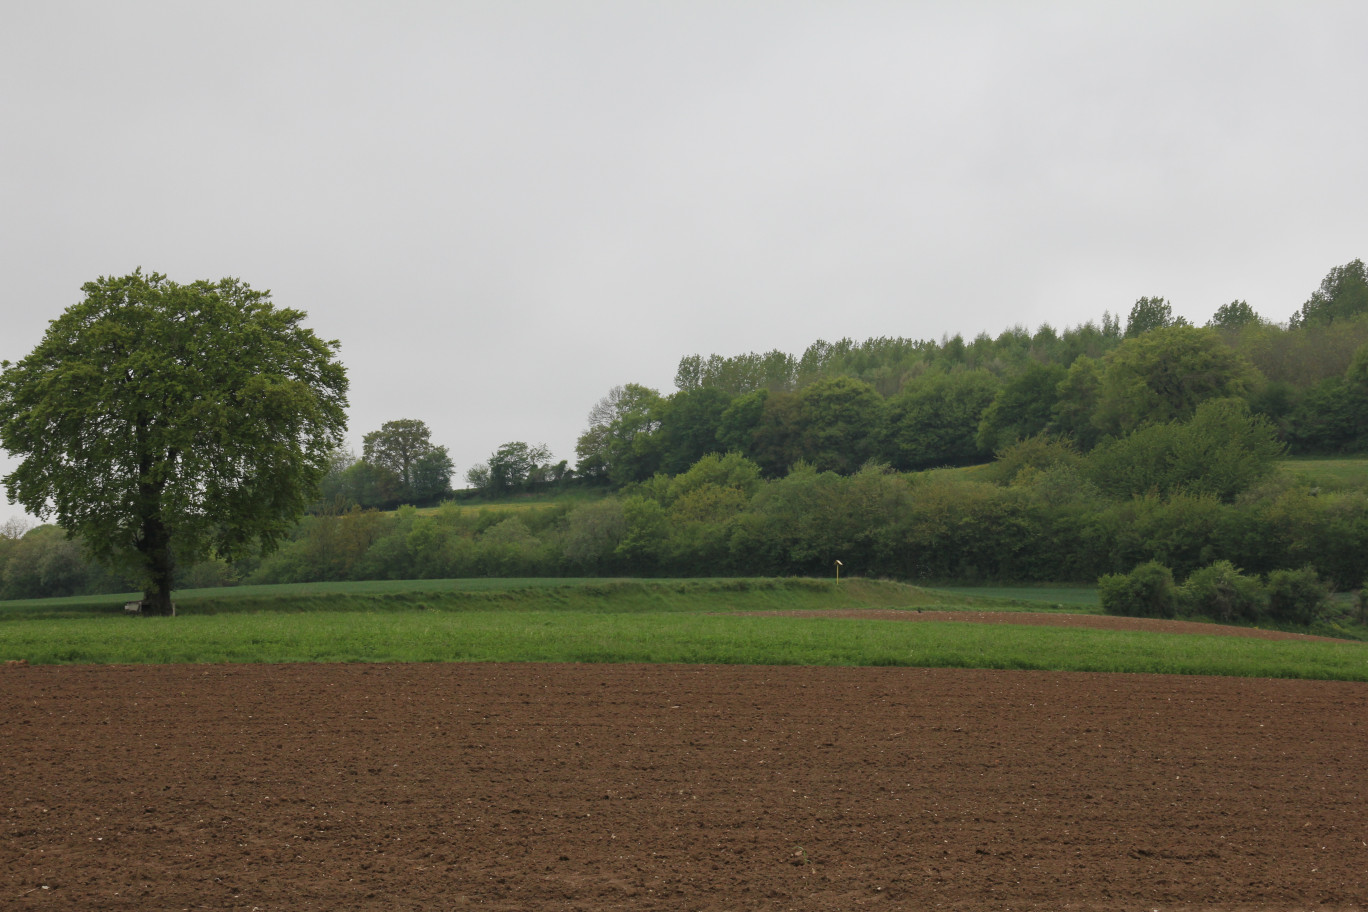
[
  {"xmin": 0, "ymin": 270, "xmax": 348, "ymax": 614},
  {"xmin": 363, "ymin": 419, "xmax": 431, "ymax": 490},
  {"xmin": 361, "ymin": 419, "xmax": 453, "ymax": 506},
  {"xmin": 574, "ymin": 384, "xmax": 664, "ymax": 485}
]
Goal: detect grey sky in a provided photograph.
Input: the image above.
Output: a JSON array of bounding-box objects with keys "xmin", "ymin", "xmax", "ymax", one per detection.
[{"xmin": 3, "ymin": 2, "xmax": 1367, "ymax": 526}]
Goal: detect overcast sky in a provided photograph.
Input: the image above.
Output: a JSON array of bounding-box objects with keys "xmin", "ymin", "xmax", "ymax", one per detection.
[{"xmin": 4, "ymin": 2, "xmax": 1367, "ymax": 526}]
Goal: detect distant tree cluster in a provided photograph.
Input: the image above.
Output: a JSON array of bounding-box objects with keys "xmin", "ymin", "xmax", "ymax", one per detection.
[
  {"xmin": 465, "ymin": 442, "xmax": 570, "ymax": 498},
  {"xmin": 570, "ymin": 260, "xmax": 1368, "ymax": 486},
  {"xmin": 316, "ymin": 419, "xmax": 455, "ymax": 511}
]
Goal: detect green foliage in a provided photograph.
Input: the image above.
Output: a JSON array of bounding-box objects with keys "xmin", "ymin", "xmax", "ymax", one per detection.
[
  {"xmin": 1124, "ymin": 296, "xmax": 1185, "ymax": 337},
  {"xmin": 362, "ymin": 419, "xmax": 453, "ymax": 505},
  {"xmin": 674, "ymin": 349, "xmax": 795, "ymax": 395},
  {"xmin": 1086, "ymin": 399, "xmax": 1283, "ymax": 501},
  {"xmin": 655, "ymin": 387, "xmax": 733, "ymax": 476},
  {"xmin": 714, "ymin": 389, "xmax": 768, "ymax": 457},
  {"xmin": 1291, "ymin": 258, "xmax": 1368, "ymax": 327},
  {"xmin": 1179, "ymin": 560, "xmax": 1265, "ymax": 623},
  {"xmin": 337, "ymin": 459, "xmax": 404, "ymax": 510},
  {"xmin": 560, "ymin": 499, "xmax": 628, "ymax": 573},
  {"xmin": 475, "ymin": 516, "xmax": 545, "ymax": 577},
  {"xmin": 976, "ymin": 362, "xmax": 1067, "ymax": 452},
  {"xmin": 467, "ymin": 441, "xmax": 555, "ymax": 497},
  {"xmin": 1049, "ymin": 356, "xmax": 1103, "ymax": 449},
  {"xmin": 1266, "ymin": 566, "xmax": 1330, "ymax": 625},
  {"xmin": 1208, "ymin": 300, "xmax": 1262, "ymax": 330},
  {"xmin": 574, "ymin": 384, "xmax": 665, "ymax": 484},
  {"xmin": 1099, "ymin": 562, "xmax": 1180, "ymax": 618},
  {"xmin": 665, "ymin": 452, "xmax": 762, "ymax": 503},
  {"xmin": 989, "ymin": 433, "xmax": 1083, "ymax": 485},
  {"xmin": 364, "ymin": 419, "xmax": 432, "ymax": 489},
  {"xmin": 729, "ymin": 463, "xmax": 912, "ymax": 576},
  {"xmin": 1092, "ymin": 326, "xmax": 1260, "ymax": 437},
  {"xmin": 615, "ymin": 496, "xmax": 670, "ymax": 565},
  {"xmin": 1235, "ymin": 316, "xmax": 1368, "ymax": 390},
  {"xmin": 795, "ymin": 376, "xmax": 884, "ymax": 474},
  {"xmin": 0, "ymin": 524, "xmax": 123, "ymax": 599},
  {"xmin": 578, "ymin": 261, "xmax": 1368, "ymax": 492},
  {"xmin": 888, "ymin": 475, "xmax": 1042, "ymax": 581},
  {"xmin": 1287, "ymin": 346, "xmax": 1368, "ymax": 454},
  {"xmin": 1348, "ymin": 342, "xmax": 1368, "ymax": 389},
  {"xmin": 410, "ymin": 448, "xmax": 457, "ymax": 503},
  {"xmin": 0, "ymin": 270, "xmax": 347, "ymax": 612},
  {"xmin": 882, "ymin": 370, "xmax": 999, "ymax": 470},
  {"xmin": 1293, "ymin": 493, "xmax": 1368, "ymax": 589}
]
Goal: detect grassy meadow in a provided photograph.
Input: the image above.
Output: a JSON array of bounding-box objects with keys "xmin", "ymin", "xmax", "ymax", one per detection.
[{"xmin": 2, "ymin": 577, "xmax": 1365, "ymax": 681}]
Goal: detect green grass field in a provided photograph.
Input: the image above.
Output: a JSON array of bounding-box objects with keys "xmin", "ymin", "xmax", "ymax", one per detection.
[{"xmin": 2, "ymin": 577, "xmax": 1365, "ymax": 680}]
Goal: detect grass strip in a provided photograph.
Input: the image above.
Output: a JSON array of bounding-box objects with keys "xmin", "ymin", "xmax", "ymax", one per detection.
[{"xmin": 3, "ymin": 610, "xmax": 1365, "ymax": 681}]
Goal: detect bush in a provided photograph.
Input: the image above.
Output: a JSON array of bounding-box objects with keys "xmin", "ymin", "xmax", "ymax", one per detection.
[
  {"xmin": 1085, "ymin": 399, "xmax": 1282, "ymax": 502},
  {"xmin": 1098, "ymin": 561, "xmax": 1179, "ymax": 618},
  {"xmin": 1179, "ymin": 560, "xmax": 1265, "ymax": 623},
  {"xmin": 1266, "ymin": 566, "xmax": 1330, "ymax": 625},
  {"xmin": 989, "ymin": 433, "xmax": 1082, "ymax": 486}
]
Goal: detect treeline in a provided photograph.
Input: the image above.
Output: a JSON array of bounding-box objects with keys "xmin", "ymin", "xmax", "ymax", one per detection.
[
  {"xmin": 6, "ymin": 427, "xmax": 1366, "ymax": 603},
  {"xmin": 209, "ymin": 420, "xmax": 1365, "ymax": 592},
  {"xmin": 575, "ymin": 261, "xmax": 1368, "ymax": 486}
]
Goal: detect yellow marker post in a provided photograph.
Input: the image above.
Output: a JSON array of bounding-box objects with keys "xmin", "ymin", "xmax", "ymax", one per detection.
[{"xmin": 834, "ymin": 559, "xmax": 843, "ymax": 583}]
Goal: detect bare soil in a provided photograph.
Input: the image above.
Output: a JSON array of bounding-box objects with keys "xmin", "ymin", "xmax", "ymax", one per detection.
[{"xmin": 2, "ymin": 658, "xmax": 1366, "ymax": 911}]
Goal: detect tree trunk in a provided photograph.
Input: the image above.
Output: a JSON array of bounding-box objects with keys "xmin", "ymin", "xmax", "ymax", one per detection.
[{"xmin": 138, "ymin": 514, "xmax": 176, "ymax": 616}]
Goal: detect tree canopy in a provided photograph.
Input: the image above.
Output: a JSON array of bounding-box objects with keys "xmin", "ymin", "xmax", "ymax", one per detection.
[
  {"xmin": 466, "ymin": 441, "xmax": 559, "ymax": 497},
  {"xmin": 1291, "ymin": 258, "xmax": 1368, "ymax": 327},
  {"xmin": 0, "ymin": 270, "xmax": 347, "ymax": 613},
  {"xmin": 361, "ymin": 419, "xmax": 453, "ymax": 505}
]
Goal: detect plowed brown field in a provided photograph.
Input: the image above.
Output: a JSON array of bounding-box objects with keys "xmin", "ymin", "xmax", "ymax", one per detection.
[{"xmin": 3, "ymin": 649, "xmax": 1366, "ymax": 910}]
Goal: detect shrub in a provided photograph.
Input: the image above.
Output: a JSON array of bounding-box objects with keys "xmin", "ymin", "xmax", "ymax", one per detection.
[
  {"xmin": 1266, "ymin": 566, "xmax": 1330, "ymax": 625},
  {"xmin": 1179, "ymin": 560, "xmax": 1265, "ymax": 623},
  {"xmin": 989, "ymin": 433, "xmax": 1082, "ymax": 486},
  {"xmin": 1098, "ymin": 561, "xmax": 1179, "ymax": 618}
]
